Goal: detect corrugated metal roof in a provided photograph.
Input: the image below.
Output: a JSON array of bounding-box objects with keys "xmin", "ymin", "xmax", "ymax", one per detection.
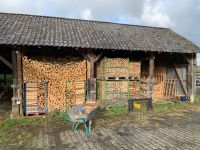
[{"xmin": 0, "ymin": 12, "xmax": 199, "ymax": 53}]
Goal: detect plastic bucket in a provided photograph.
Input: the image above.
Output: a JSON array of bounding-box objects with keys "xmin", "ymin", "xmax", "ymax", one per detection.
[{"xmin": 181, "ymin": 96, "xmax": 187, "ymax": 102}]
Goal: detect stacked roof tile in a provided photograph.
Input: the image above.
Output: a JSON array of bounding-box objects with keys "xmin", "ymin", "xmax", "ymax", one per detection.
[{"xmin": 0, "ymin": 12, "xmax": 199, "ymax": 53}]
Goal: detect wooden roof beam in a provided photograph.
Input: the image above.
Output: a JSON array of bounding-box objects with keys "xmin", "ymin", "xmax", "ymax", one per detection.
[{"xmin": 0, "ymin": 55, "xmax": 13, "ymax": 70}]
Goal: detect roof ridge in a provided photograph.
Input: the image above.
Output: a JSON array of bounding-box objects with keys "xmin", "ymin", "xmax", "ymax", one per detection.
[{"xmin": 0, "ymin": 12, "xmax": 169, "ymax": 30}]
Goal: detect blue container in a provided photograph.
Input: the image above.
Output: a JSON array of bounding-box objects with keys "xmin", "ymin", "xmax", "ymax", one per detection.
[{"xmin": 181, "ymin": 96, "xmax": 187, "ymax": 102}]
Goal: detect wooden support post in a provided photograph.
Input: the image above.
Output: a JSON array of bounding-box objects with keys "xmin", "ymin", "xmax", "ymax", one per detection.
[
  {"xmin": 79, "ymin": 49, "xmax": 103, "ymax": 101},
  {"xmin": 187, "ymin": 54, "xmax": 196, "ymax": 102},
  {"xmin": 11, "ymin": 48, "xmax": 23, "ymax": 118},
  {"xmin": 187, "ymin": 55, "xmax": 192, "ymax": 96},
  {"xmin": 193, "ymin": 54, "xmax": 197, "ymax": 95},
  {"xmin": 90, "ymin": 59, "xmax": 95, "ymax": 79},
  {"xmin": 17, "ymin": 50, "xmax": 23, "ymax": 114},
  {"xmin": 11, "ymin": 49, "xmax": 19, "ymax": 118},
  {"xmin": 147, "ymin": 55, "xmax": 154, "ymax": 98}
]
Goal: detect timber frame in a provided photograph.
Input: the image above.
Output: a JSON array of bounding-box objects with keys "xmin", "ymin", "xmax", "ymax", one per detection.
[
  {"xmin": 0, "ymin": 46, "xmax": 197, "ymax": 117},
  {"xmin": 79, "ymin": 49, "xmax": 104, "ymax": 101}
]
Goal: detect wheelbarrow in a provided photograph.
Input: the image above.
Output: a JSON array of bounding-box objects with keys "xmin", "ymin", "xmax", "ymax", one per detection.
[{"xmin": 60, "ymin": 104, "xmax": 97, "ymax": 136}]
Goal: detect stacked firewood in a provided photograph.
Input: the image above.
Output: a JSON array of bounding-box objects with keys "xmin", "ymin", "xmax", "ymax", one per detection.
[
  {"xmin": 107, "ymin": 58, "xmax": 128, "ymax": 66},
  {"xmin": 152, "ymin": 82, "xmax": 165, "ymax": 101},
  {"xmin": 152, "ymin": 67, "xmax": 166, "ymax": 101},
  {"xmin": 107, "ymin": 81, "xmax": 128, "ymax": 92},
  {"xmin": 37, "ymin": 83, "xmax": 47, "ymax": 111},
  {"xmin": 97, "ymin": 58, "xmax": 129, "ymax": 78},
  {"xmin": 96, "ymin": 57, "xmax": 141, "ymax": 105},
  {"xmin": 97, "ymin": 80, "xmax": 129, "ymax": 105},
  {"xmin": 106, "ymin": 68, "xmax": 129, "ymax": 77},
  {"xmin": 23, "ymin": 56, "xmax": 87, "ymax": 112},
  {"xmin": 129, "ymin": 61, "xmax": 141, "ymax": 78},
  {"xmin": 129, "ymin": 81, "xmax": 140, "ymax": 98},
  {"xmin": 106, "ymin": 58, "xmax": 129, "ymax": 77},
  {"xmin": 97, "ymin": 80, "xmax": 105, "ymax": 104},
  {"xmin": 97, "ymin": 57, "xmax": 141, "ymax": 78},
  {"xmin": 66, "ymin": 81, "xmax": 86, "ymax": 109}
]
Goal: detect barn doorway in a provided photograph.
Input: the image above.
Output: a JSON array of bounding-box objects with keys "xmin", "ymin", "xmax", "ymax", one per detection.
[{"xmin": 0, "ymin": 48, "xmax": 13, "ymax": 118}]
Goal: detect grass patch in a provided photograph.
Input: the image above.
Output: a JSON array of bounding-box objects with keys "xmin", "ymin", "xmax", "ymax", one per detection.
[
  {"xmin": 196, "ymin": 67, "xmax": 200, "ymax": 73},
  {"xmin": 195, "ymin": 94, "xmax": 200, "ymax": 103},
  {"xmin": 0, "ymin": 116, "xmax": 52, "ymax": 144},
  {"xmin": 153, "ymin": 102, "xmax": 188, "ymax": 112},
  {"xmin": 96, "ymin": 105, "xmax": 127, "ymax": 117}
]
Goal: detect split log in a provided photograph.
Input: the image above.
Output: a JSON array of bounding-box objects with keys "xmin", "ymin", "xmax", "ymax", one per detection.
[{"xmin": 23, "ymin": 56, "xmax": 87, "ymax": 112}]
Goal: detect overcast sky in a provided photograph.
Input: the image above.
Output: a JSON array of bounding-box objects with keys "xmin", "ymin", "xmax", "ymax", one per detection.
[{"xmin": 0, "ymin": 0, "xmax": 200, "ymax": 64}]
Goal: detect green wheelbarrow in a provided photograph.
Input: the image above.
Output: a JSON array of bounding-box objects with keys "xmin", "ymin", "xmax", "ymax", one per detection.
[{"xmin": 60, "ymin": 105, "xmax": 97, "ymax": 136}]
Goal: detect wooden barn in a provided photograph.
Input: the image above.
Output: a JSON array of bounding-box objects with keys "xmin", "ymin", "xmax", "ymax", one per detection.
[{"xmin": 0, "ymin": 13, "xmax": 200, "ymax": 117}]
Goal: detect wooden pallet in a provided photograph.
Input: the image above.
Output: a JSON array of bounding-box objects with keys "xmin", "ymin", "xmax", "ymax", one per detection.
[{"xmin": 163, "ymin": 79, "xmax": 177, "ymax": 97}]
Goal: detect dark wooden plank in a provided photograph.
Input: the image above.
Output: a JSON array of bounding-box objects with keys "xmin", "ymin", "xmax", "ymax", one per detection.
[
  {"xmin": 141, "ymin": 56, "xmax": 155, "ymax": 62},
  {"xmin": 0, "ymin": 55, "xmax": 13, "ymax": 69},
  {"xmin": 94, "ymin": 51, "xmax": 104, "ymax": 63}
]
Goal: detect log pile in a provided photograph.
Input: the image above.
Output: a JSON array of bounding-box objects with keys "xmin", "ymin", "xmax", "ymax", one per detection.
[
  {"xmin": 140, "ymin": 79, "xmax": 149, "ymax": 98},
  {"xmin": 96, "ymin": 57, "xmax": 141, "ymax": 106},
  {"xmin": 129, "ymin": 81, "xmax": 140, "ymax": 98},
  {"xmin": 97, "ymin": 80, "xmax": 105, "ymax": 104},
  {"xmin": 37, "ymin": 83, "xmax": 47, "ymax": 111},
  {"xmin": 105, "ymin": 58, "xmax": 129, "ymax": 77},
  {"xmin": 97, "ymin": 57, "xmax": 141, "ymax": 78},
  {"xmin": 107, "ymin": 58, "xmax": 128, "ymax": 66},
  {"xmin": 129, "ymin": 61, "xmax": 141, "ymax": 78},
  {"xmin": 107, "ymin": 81, "xmax": 128, "ymax": 92},
  {"xmin": 97, "ymin": 58, "xmax": 129, "ymax": 79},
  {"xmin": 23, "ymin": 56, "xmax": 87, "ymax": 112},
  {"xmin": 66, "ymin": 81, "xmax": 86, "ymax": 109},
  {"xmin": 97, "ymin": 80, "xmax": 129, "ymax": 105},
  {"xmin": 152, "ymin": 67, "xmax": 166, "ymax": 101},
  {"xmin": 106, "ymin": 68, "xmax": 129, "ymax": 77},
  {"xmin": 140, "ymin": 67, "xmax": 166, "ymax": 101},
  {"xmin": 152, "ymin": 82, "xmax": 165, "ymax": 101},
  {"xmin": 24, "ymin": 82, "xmax": 48, "ymax": 114}
]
